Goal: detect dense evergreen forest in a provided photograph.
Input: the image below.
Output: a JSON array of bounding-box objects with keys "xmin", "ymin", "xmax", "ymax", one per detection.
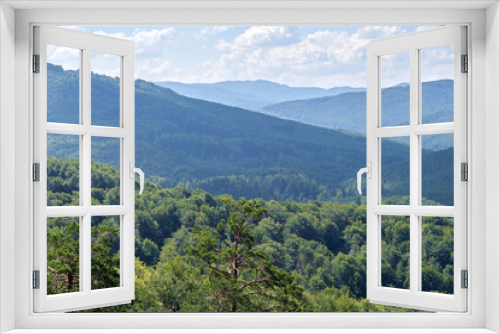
[{"xmin": 47, "ymin": 158, "xmax": 453, "ymax": 312}]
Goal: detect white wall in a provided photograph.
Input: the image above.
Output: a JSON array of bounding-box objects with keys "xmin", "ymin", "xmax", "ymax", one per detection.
[
  {"xmin": 0, "ymin": 2, "xmax": 16, "ymax": 333},
  {"xmin": 486, "ymin": 2, "xmax": 500, "ymax": 333}
]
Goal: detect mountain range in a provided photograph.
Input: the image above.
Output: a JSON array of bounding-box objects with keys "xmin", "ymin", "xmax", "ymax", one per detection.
[
  {"xmin": 260, "ymin": 80, "xmax": 454, "ymax": 150},
  {"xmin": 47, "ymin": 63, "xmax": 454, "ymax": 205},
  {"xmin": 156, "ymin": 79, "xmax": 454, "ymax": 150},
  {"xmin": 261, "ymin": 80, "xmax": 452, "ymax": 130},
  {"xmin": 155, "ymin": 80, "xmax": 366, "ymax": 111}
]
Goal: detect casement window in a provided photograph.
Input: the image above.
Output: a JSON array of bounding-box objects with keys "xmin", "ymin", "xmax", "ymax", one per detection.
[
  {"xmin": 33, "ymin": 26, "xmax": 142, "ymax": 312},
  {"xmin": 3, "ymin": 2, "xmax": 498, "ymax": 333},
  {"xmin": 363, "ymin": 26, "xmax": 468, "ymax": 312}
]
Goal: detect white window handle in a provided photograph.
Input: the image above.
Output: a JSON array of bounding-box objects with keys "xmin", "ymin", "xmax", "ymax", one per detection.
[
  {"xmin": 357, "ymin": 162, "xmax": 372, "ymax": 195},
  {"xmin": 129, "ymin": 162, "xmax": 145, "ymax": 195}
]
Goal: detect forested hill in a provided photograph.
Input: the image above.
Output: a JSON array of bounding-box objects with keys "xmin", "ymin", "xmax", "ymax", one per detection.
[
  {"xmin": 47, "ymin": 159, "xmax": 453, "ymax": 312},
  {"xmin": 261, "ymin": 80, "xmax": 454, "ymax": 150},
  {"xmin": 47, "ymin": 64, "xmax": 453, "ymax": 205}
]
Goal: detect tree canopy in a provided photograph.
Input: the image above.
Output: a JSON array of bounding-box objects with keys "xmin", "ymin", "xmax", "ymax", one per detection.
[{"xmin": 45, "ymin": 158, "xmax": 452, "ymax": 312}]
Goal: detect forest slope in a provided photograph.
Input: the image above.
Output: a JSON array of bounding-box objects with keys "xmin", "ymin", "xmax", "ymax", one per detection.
[
  {"xmin": 47, "ymin": 159, "xmax": 453, "ymax": 312},
  {"xmin": 47, "ymin": 64, "xmax": 453, "ymax": 205},
  {"xmin": 261, "ymin": 80, "xmax": 453, "ymax": 150}
]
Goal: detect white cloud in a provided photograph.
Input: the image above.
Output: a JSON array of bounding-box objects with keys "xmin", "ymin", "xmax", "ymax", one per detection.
[
  {"xmin": 47, "ymin": 45, "xmax": 80, "ymax": 70},
  {"xmin": 380, "ymin": 52, "xmax": 410, "ymax": 87},
  {"xmin": 92, "ymin": 28, "xmax": 175, "ymax": 55},
  {"xmin": 217, "ymin": 26, "xmax": 300, "ymax": 51},
  {"xmin": 135, "ymin": 57, "xmax": 179, "ymax": 82},
  {"xmin": 91, "ymin": 52, "xmax": 121, "ymax": 77},
  {"xmin": 203, "ymin": 26, "xmax": 407, "ymax": 87},
  {"xmin": 195, "ymin": 26, "xmax": 231, "ymax": 39},
  {"xmin": 132, "ymin": 28, "xmax": 176, "ymax": 47},
  {"xmin": 421, "ymin": 44, "xmax": 454, "ymax": 82}
]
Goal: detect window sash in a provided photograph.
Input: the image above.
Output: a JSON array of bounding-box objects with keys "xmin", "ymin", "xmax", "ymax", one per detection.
[
  {"xmin": 33, "ymin": 25, "xmax": 136, "ymax": 313},
  {"xmin": 366, "ymin": 26, "xmax": 468, "ymax": 312}
]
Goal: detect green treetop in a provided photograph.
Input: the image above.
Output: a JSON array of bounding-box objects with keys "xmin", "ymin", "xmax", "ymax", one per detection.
[{"xmin": 186, "ymin": 197, "xmax": 306, "ymax": 312}]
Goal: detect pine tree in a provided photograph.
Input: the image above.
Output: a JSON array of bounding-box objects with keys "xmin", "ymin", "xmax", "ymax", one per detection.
[{"xmin": 186, "ymin": 197, "xmax": 305, "ymax": 312}]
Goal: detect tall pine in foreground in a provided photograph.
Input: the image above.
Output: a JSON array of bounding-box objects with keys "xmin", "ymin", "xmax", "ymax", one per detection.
[{"xmin": 187, "ymin": 197, "xmax": 306, "ymax": 312}]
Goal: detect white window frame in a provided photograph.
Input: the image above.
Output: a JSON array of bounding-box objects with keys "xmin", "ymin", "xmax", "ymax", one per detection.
[
  {"xmin": 1, "ymin": 1, "xmax": 499, "ymax": 333},
  {"xmin": 366, "ymin": 26, "xmax": 467, "ymax": 312},
  {"xmin": 33, "ymin": 25, "xmax": 136, "ymax": 312}
]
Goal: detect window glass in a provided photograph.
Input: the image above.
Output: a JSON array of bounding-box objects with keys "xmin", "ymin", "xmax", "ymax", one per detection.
[
  {"xmin": 91, "ymin": 137, "xmax": 121, "ymax": 205},
  {"xmin": 47, "ymin": 133, "xmax": 80, "ymax": 206},
  {"xmin": 422, "ymin": 134, "xmax": 454, "ymax": 206},
  {"xmin": 47, "ymin": 217, "xmax": 80, "ymax": 295},
  {"xmin": 421, "ymin": 45, "xmax": 454, "ymax": 124},
  {"xmin": 91, "ymin": 216, "xmax": 121, "ymax": 290},
  {"xmin": 47, "ymin": 45, "xmax": 80, "ymax": 124},
  {"xmin": 382, "ymin": 137, "xmax": 410, "ymax": 205},
  {"xmin": 381, "ymin": 52, "xmax": 410, "ymax": 127},
  {"xmin": 421, "ymin": 216, "xmax": 454, "ymax": 294},
  {"xmin": 91, "ymin": 52, "xmax": 121, "ymax": 127},
  {"xmin": 381, "ymin": 215, "xmax": 410, "ymax": 289}
]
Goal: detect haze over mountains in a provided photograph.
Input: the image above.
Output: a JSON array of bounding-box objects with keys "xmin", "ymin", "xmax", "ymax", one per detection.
[
  {"xmin": 155, "ymin": 80, "xmax": 366, "ymax": 111},
  {"xmin": 47, "ymin": 63, "xmax": 454, "ymax": 205}
]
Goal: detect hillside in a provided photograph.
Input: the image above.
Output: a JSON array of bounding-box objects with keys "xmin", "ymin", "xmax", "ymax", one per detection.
[
  {"xmin": 261, "ymin": 80, "xmax": 454, "ymax": 150},
  {"xmin": 47, "ymin": 64, "xmax": 452, "ymax": 204},
  {"xmin": 155, "ymin": 80, "xmax": 365, "ymax": 111},
  {"xmin": 48, "ymin": 159, "xmax": 452, "ymax": 312}
]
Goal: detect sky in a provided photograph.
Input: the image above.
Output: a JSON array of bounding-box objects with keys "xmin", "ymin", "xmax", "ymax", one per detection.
[{"xmin": 50, "ymin": 26, "xmax": 454, "ymax": 89}]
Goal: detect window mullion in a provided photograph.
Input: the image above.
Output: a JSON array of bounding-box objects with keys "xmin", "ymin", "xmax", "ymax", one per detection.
[
  {"xmin": 82, "ymin": 47, "xmax": 91, "ymax": 209},
  {"xmin": 409, "ymin": 47, "xmax": 421, "ymax": 295},
  {"xmin": 81, "ymin": 214, "xmax": 91, "ymax": 293},
  {"xmin": 82, "ymin": 47, "xmax": 92, "ymax": 294},
  {"xmin": 78, "ymin": 49, "xmax": 85, "ymax": 292}
]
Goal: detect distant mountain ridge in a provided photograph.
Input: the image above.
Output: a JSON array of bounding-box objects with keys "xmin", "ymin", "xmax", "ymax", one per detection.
[
  {"xmin": 155, "ymin": 79, "xmax": 366, "ymax": 111},
  {"xmin": 155, "ymin": 79, "xmax": 453, "ymax": 150},
  {"xmin": 261, "ymin": 80, "xmax": 454, "ymax": 150}
]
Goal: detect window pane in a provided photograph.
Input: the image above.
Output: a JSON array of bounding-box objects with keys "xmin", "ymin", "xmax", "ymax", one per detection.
[
  {"xmin": 381, "ymin": 52, "xmax": 410, "ymax": 127},
  {"xmin": 421, "ymin": 216, "xmax": 454, "ymax": 294},
  {"xmin": 91, "ymin": 137, "xmax": 121, "ymax": 205},
  {"xmin": 381, "ymin": 137, "xmax": 410, "ymax": 205},
  {"xmin": 47, "ymin": 217, "xmax": 80, "ymax": 295},
  {"xmin": 91, "ymin": 216, "xmax": 120, "ymax": 290},
  {"xmin": 421, "ymin": 45, "xmax": 454, "ymax": 124},
  {"xmin": 381, "ymin": 215, "xmax": 410, "ymax": 289},
  {"xmin": 91, "ymin": 52, "xmax": 121, "ymax": 127},
  {"xmin": 47, "ymin": 45, "xmax": 80, "ymax": 124},
  {"xmin": 47, "ymin": 133, "xmax": 80, "ymax": 206},
  {"xmin": 422, "ymin": 134, "xmax": 454, "ymax": 206}
]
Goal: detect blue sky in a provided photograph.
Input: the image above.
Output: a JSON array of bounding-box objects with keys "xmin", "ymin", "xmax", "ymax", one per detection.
[{"xmin": 54, "ymin": 26, "xmax": 453, "ymax": 88}]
